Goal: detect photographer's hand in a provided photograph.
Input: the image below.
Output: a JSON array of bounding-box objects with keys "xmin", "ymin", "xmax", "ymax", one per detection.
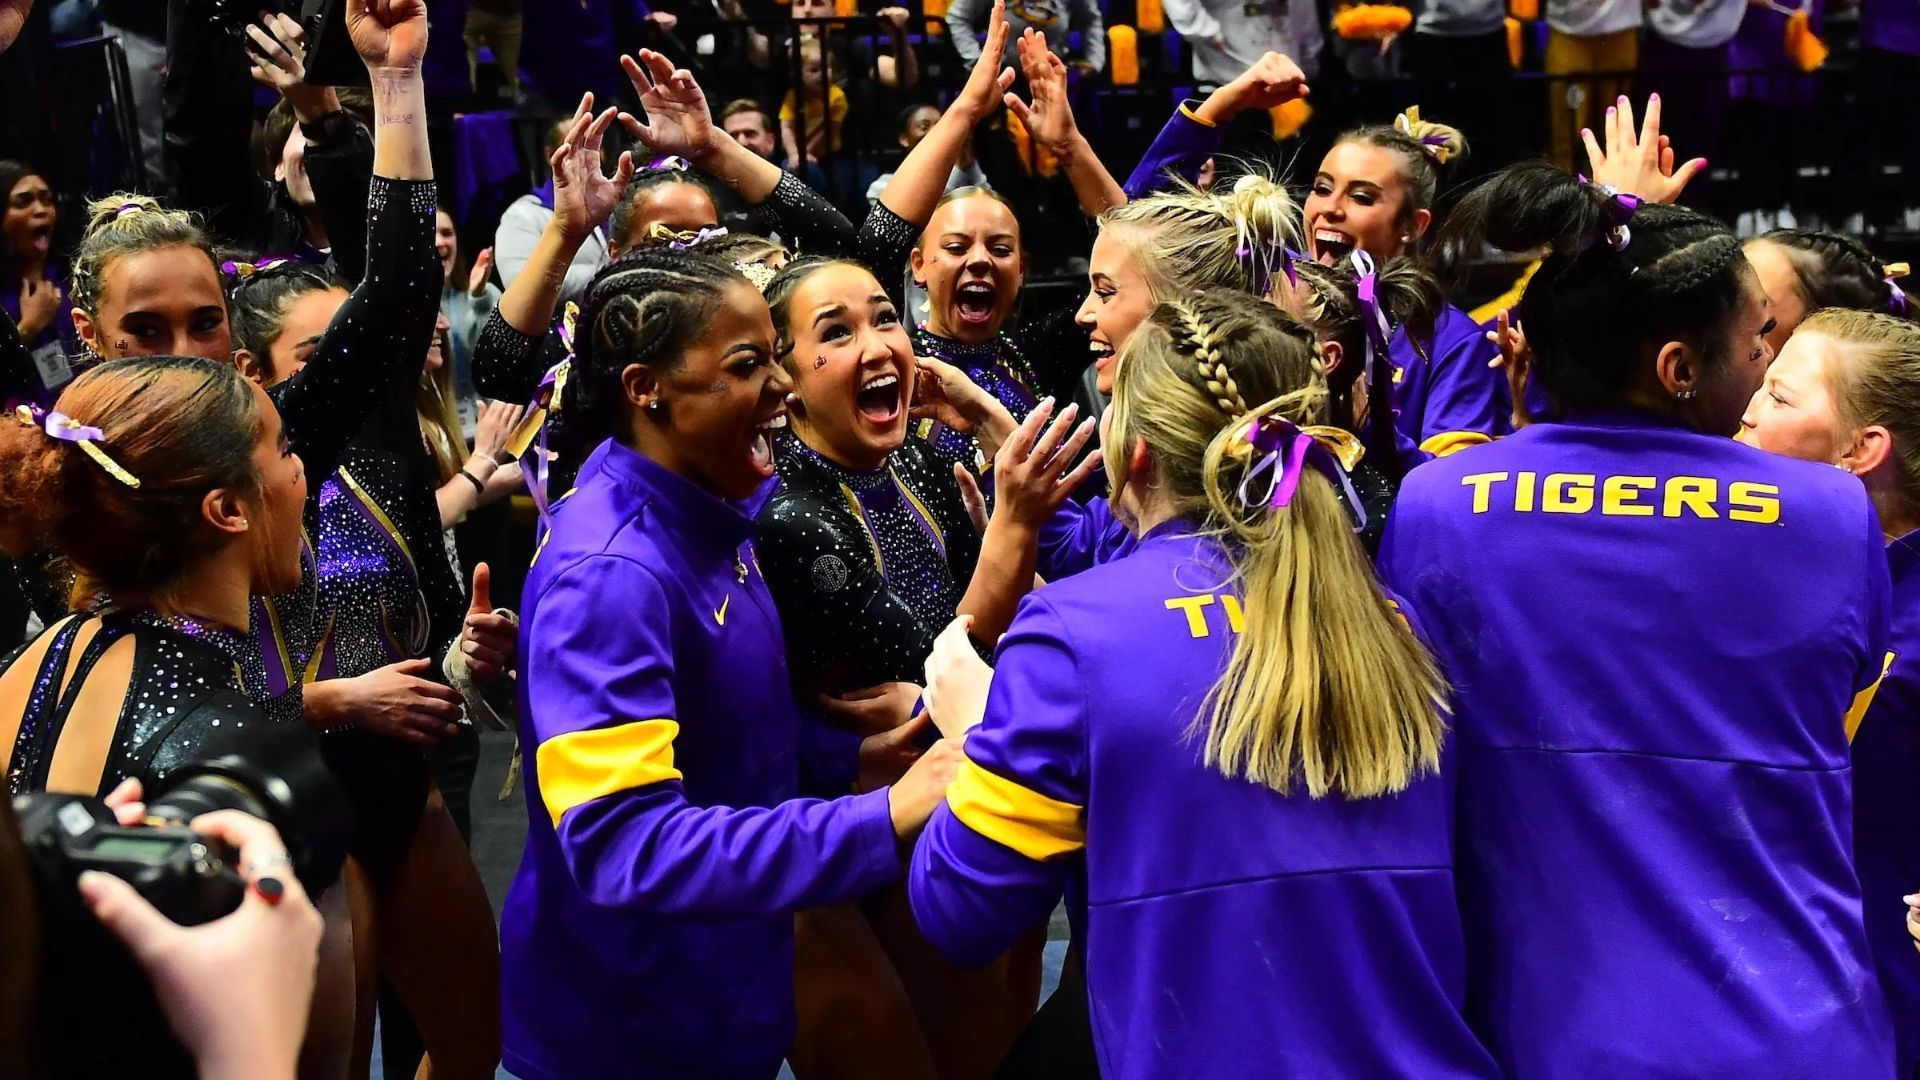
[{"xmin": 79, "ymin": 811, "xmax": 322, "ymax": 1080}]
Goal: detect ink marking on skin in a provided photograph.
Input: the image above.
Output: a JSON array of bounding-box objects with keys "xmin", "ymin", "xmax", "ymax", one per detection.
[
  {"xmin": 114, "ymin": 340, "xmax": 130, "ymax": 353},
  {"xmin": 813, "ymin": 354, "xmax": 827, "ymax": 370},
  {"xmin": 707, "ymin": 380, "xmax": 729, "ymax": 393}
]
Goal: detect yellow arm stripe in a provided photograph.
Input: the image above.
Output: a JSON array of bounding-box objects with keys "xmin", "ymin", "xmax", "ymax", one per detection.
[
  {"xmin": 1178, "ymin": 102, "xmax": 1217, "ymax": 128},
  {"xmin": 535, "ymin": 718, "xmax": 684, "ymax": 827},
  {"xmin": 1419, "ymin": 430, "xmax": 1494, "ymax": 458},
  {"xmin": 1845, "ymin": 651, "xmax": 1898, "ymax": 742},
  {"xmin": 945, "ymin": 757, "xmax": 1085, "ymax": 861}
]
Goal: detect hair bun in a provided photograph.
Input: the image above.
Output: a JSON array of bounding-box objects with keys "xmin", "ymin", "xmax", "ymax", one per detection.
[{"xmin": 1392, "ymin": 107, "xmax": 1466, "ymax": 166}]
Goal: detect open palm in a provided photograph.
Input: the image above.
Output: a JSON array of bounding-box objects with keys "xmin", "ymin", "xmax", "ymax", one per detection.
[
  {"xmin": 619, "ymin": 50, "xmax": 714, "ymax": 160},
  {"xmin": 348, "ymin": 0, "xmax": 429, "ymax": 70}
]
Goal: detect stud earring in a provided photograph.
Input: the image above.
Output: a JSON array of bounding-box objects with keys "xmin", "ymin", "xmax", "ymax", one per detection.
[
  {"xmin": 1675, "ymin": 388, "xmax": 1698, "ymax": 401},
  {"xmin": 646, "ymin": 399, "xmax": 664, "ymax": 412},
  {"xmin": 238, "ymin": 519, "xmax": 249, "ymax": 530}
]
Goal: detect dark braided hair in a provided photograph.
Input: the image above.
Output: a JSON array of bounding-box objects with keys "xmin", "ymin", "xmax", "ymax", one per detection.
[
  {"xmin": 1291, "ymin": 256, "xmax": 1442, "ymax": 429},
  {"xmin": 226, "ymin": 261, "xmax": 346, "ymax": 377},
  {"xmin": 607, "ymin": 167, "xmax": 722, "ymax": 256},
  {"xmin": 1438, "ymin": 160, "xmax": 1750, "ymax": 417},
  {"xmin": 1756, "ymin": 229, "xmax": 1912, "ymax": 318},
  {"xmin": 552, "ymin": 247, "xmax": 747, "ymax": 458}
]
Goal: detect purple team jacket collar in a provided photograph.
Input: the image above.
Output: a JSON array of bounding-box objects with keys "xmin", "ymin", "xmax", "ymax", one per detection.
[
  {"xmin": 593, "ymin": 437, "xmax": 777, "ymax": 544},
  {"xmin": 1553, "ymin": 407, "xmax": 1702, "ymax": 433}
]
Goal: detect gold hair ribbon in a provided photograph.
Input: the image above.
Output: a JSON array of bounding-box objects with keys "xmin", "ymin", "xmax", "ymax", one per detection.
[
  {"xmin": 13, "ymin": 403, "xmax": 141, "ymax": 488},
  {"xmin": 1887, "ymin": 263, "xmax": 1911, "ymax": 281},
  {"xmin": 1392, "ymin": 106, "xmax": 1454, "ymax": 165},
  {"xmin": 735, "ymin": 259, "xmax": 777, "ymax": 294}
]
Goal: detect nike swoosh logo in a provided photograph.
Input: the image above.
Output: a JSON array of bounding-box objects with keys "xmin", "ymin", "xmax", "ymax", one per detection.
[{"xmin": 714, "ymin": 595, "xmax": 729, "ymax": 626}]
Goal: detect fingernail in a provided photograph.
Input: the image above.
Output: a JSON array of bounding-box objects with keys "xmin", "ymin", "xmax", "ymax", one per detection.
[
  {"xmin": 1650, "ymin": 92, "xmax": 1659, "ymax": 101},
  {"xmin": 1606, "ymin": 107, "xmax": 1615, "ymax": 117},
  {"xmin": 77, "ymin": 870, "xmax": 111, "ymax": 902},
  {"xmin": 252, "ymin": 876, "xmax": 286, "ymax": 906}
]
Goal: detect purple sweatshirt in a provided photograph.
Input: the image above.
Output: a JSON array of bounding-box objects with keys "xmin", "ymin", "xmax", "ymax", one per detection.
[
  {"xmin": 501, "ymin": 439, "xmax": 901, "ymax": 1080},
  {"xmin": 911, "ymin": 523, "xmax": 1501, "ymax": 1079},
  {"xmin": 1122, "ymin": 103, "xmax": 1221, "ymax": 199},
  {"xmin": 1379, "ymin": 411, "xmax": 1896, "ymax": 1078},
  {"xmin": 1853, "ymin": 529, "xmax": 1920, "ymax": 1076},
  {"xmin": 1384, "ymin": 302, "xmax": 1505, "ymax": 459}
]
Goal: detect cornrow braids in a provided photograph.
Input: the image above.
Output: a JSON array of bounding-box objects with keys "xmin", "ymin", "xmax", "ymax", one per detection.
[
  {"xmin": 1439, "ymin": 160, "xmax": 1755, "ymax": 418},
  {"xmin": 607, "ymin": 168, "xmax": 722, "ymax": 257},
  {"xmin": 1758, "ymin": 229, "xmax": 1907, "ymax": 316},
  {"xmin": 1167, "ymin": 298, "xmax": 1249, "ymax": 419},
  {"xmin": 551, "ymin": 248, "xmax": 747, "ymax": 458}
]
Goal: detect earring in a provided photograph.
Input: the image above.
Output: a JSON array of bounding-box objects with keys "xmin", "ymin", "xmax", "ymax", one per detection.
[
  {"xmin": 646, "ymin": 399, "xmax": 664, "ymax": 413},
  {"xmin": 1675, "ymin": 388, "xmax": 1697, "ymax": 401},
  {"xmin": 238, "ymin": 519, "xmax": 250, "ymax": 530}
]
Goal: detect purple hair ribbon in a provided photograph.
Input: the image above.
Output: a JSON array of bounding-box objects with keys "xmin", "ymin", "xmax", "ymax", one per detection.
[
  {"xmin": 649, "ymin": 155, "xmax": 692, "ymax": 171},
  {"xmin": 516, "ymin": 302, "xmax": 581, "ymax": 528},
  {"xmin": 1349, "ymin": 249, "xmax": 1394, "ymax": 384},
  {"xmin": 11, "ymin": 402, "xmax": 140, "ymax": 487},
  {"xmin": 1576, "ymin": 175, "xmax": 1642, "ymax": 251},
  {"xmin": 113, "ymin": 201, "xmax": 147, "ymax": 220},
  {"xmin": 669, "ymin": 225, "xmax": 729, "ymax": 252},
  {"xmin": 1236, "ymin": 415, "xmax": 1367, "ymax": 531},
  {"xmin": 1887, "ymin": 262, "xmax": 1910, "ymax": 316}
]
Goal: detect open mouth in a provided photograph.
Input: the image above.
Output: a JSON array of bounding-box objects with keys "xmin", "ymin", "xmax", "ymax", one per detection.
[
  {"xmin": 855, "ymin": 373, "xmax": 902, "ymax": 426},
  {"xmin": 28, "ymin": 223, "xmax": 50, "ymax": 256},
  {"xmin": 1311, "ymin": 227, "xmax": 1354, "ymax": 266},
  {"xmin": 1089, "ymin": 339, "xmax": 1116, "ymax": 372},
  {"xmin": 955, "ymin": 281, "xmax": 997, "ymax": 325},
  {"xmin": 750, "ymin": 413, "xmax": 788, "ymax": 478}
]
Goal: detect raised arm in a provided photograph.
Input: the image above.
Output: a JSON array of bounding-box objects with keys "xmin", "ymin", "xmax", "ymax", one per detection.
[
  {"xmin": 873, "ymin": 8, "xmax": 920, "ymax": 90},
  {"xmin": 618, "ymin": 50, "xmax": 858, "ymax": 255},
  {"xmin": 268, "ymin": 0, "xmax": 442, "ymax": 493},
  {"xmin": 876, "ymin": 0, "xmax": 1014, "ymax": 227},
  {"xmin": 1124, "ymin": 52, "xmax": 1308, "ymax": 199},
  {"xmin": 1004, "ymin": 29, "xmax": 1123, "ymax": 215}
]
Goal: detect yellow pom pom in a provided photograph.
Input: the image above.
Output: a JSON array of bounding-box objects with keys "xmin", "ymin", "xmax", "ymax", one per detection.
[{"xmin": 1785, "ymin": 10, "xmax": 1829, "ymax": 73}]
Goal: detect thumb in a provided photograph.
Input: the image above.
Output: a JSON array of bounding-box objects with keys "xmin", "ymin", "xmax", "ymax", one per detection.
[
  {"xmin": 1669, "ymin": 157, "xmax": 1707, "ymax": 196},
  {"xmin": 79, "ymin": 870, "xmax": 180, "ymax": 964},
  {"xmin": 888, "ymin": 709, "xmax": 933, "ymax": 744},
  {"xmin": 954, "ymin": 463, "xmax": 988, "ymax": 533},
  {"xmin": 469, "ymin": 562, "xmax": 493, "ymax": 615}
]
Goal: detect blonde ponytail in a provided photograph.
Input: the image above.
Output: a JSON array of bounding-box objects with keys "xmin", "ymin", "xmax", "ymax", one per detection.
[
  {"xmin": 1108, "ymin": 291, "xmax": 1446, "ymax": 799},
  {"xmin": 1098, "ymin": 168, "xmax": 1302, "ymax": 302}
]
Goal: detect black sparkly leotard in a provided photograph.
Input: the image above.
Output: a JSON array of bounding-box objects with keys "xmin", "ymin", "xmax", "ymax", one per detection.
[
  {"xmin": 757, "ymin": 433, "xmax": 981, "ymax": 696},
  {"xmin": 309, "ymin": 367, "xmax": 466, "ymax": 885},
  {"xmin": 245, "ymin": 175, "xmax": 444, "ymax": 729}
]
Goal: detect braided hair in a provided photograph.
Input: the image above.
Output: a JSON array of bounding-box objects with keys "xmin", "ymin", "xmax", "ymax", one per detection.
[
  {"xmin": 1438, "ymin": 160, "xmax": 1750, "ymax": 418},
  {"xmin": 1289, "ymin": 257, "xmax": 1443, "ymax": 429},
  {"xmin": 226, "ymin": 261, "xmax": 347, "ymax": 379},
  {"xmin": 551, "ymin": 247, "xmax": 748, "ymax": 458},
  {"xmin": 1755, "ymin": 229, "xmax": 1913, "ymax": 319},
  {"xmin": 607, "ymin": 167, "xmax": 722, "ymax": 257}
]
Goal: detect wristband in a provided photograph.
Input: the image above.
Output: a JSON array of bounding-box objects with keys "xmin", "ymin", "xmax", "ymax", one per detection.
[{"xmin": 459, "ymin": 469, "xmax": 486, "ymax": 497}]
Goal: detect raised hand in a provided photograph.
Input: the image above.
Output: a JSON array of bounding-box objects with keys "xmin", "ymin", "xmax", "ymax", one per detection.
[
  {"xmin": 16, "ymin": 274, "xmax": 60, "ymax": 339},
  {"xmin": 910, "ymin": 356, "xmax": 1017, "ymax": 445},
  {"xmin": 347, "ymin": 0, "xmax": 429, "ymax": 71},
  {"xmin": 473, "ymin": 399, "xmax": 526, "ymax": 462},
  {"xmin": 1221, "ymin": 52, "xmax": 1309, "ymax": 115},
  {"xmin": 991, "ymin": 397, "xmax": 1101, "ymax": 529},
  {"xmin": 820, "ymin": 682, "xmax": 923, "ymax": 738},
  {"xmin": 952, "ymin": 464, "xmax": 989, "ymax": 535},
  {"xmin": 1485, "ymin": 309, "xmax": 1534, "ymax": 430},
  {"xmin": 618, "ymin": 50, "xmax": 717, "ymax": 162},
  {"xmin": 954, "ymin": 0, "xmax": 1018, "ymax": 122},
  {"xmin": 467, "ymin": 247, "xmax": 495, "ymax": 296},
  {"xmin": 922, "ymin": 615, "xmax": 992, "ymax": 740},
  {"xmin": 1580, "ymin": 94, "xmax": 1705, "ymax": 205},
  {"xmin": 460, "ymin": 562, "xmax": 517, "ymax": 683},
  {"xmin": 245, "ymin": 13, "xmax": 316, "ymax": 98},
  {"xmin": 1004, "ymin": 28, "xmax": 1078, "ymax": 155},
  {"xmin": 0, "ymin": 0, "xmax": 31, "ymax": 56},
  {"xmin": 551, "ymin": 93, "xmax": 638, "ymax": 244}
]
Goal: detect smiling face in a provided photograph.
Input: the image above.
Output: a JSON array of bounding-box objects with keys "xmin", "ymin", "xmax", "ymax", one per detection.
[
  {"xmin": 724, "ymin": 108, "xmax": 779, "ymax": 161},
  {"xmin": 1303, "ymin": 142, "xmax": 1420, "ymax": 266},
  {"xmin": 911, "ymin": 194, "xmax": 1024, "ymax": 346},
  {"xmin": 4, "ymin": 173, "xmax": 55, "ymax": 266},
  {"xmin": 1076, "ymin": 228, "xmax": 1157, "ymax": 395},
  {"xmin": 1737, "ymin": 330, "xmax": 1846, "ymax": 460},
  {"xmin": 784, "ymin": 262, "xmax": 916, "ymax": 469},
  {"xmin": 435, "ymin": 209, "xmax": 459, "ymax": 282},
  {"xmin": 648, "ymin": 280, "xmax": 793, "ymax": 500},
  {"xmin": 76, "ymin": 246, "xmax": 230, "ymax": 361},
  {"xmin": 1695, "ymin": 265, "xmax": 1776, "ymax": 436}
]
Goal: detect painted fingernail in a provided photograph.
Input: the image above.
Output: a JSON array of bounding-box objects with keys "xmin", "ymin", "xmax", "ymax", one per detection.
[
  {"xmin": 253, "ymin": 876, "xmax": 286, "ymax": 906},
  {"xmin": 1606, "ymin": 107, "xmax": 1615, "ymax": 116}
]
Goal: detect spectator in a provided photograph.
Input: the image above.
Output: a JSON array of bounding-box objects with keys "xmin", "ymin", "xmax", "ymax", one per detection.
[
  {"xmin": 1543, "ymin": 0, "xmax": 1643, "ymax": 171},
  {"xmin": 746, "ymin": 0, "xmax": 920, "ymax": 92},
  {"xmin": 1162, "ymin": 0, "xmax": 1324, "ymax": 83},
  {"xmin": 947, "ymin": 0, "xmax": 1105, "ymax": 75},
  {"xmin": 436, "ymin": 204, "xmax": 501, "ymax": 431},
  {"xmin": 780, "ymin": 37, "xmax": 848, "ymax": 168},
  {"xmin": 493, "ymin": 116, "xmax": 612, "ymax": 302},
  {"xmin": 721, "ymin": 98, "xmax": 781, "ymax": 162},
  {"xmin": 866, "ymin": 103, "xmax": 990, "ymax": 205},
  {"xmin": 0, "ymin": 159, "xmax": 67, "ymax": 398}
]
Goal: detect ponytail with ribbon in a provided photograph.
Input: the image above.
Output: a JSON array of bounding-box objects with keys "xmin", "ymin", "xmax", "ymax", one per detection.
[
  {"xmin": 1232, "ymin": 414, "xmax": 1368, "ymax": 531},
  {"xmin": 10, "ymin": 401, "xmax": 141, "ymax": 488}
]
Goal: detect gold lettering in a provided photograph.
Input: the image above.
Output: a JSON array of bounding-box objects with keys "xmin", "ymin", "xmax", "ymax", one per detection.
[
  {"xmin": 1602, "ymin": 475, "xmax": 1657, "ymax": 516},
  {"xmin": 1515, "ymin": 470, "xmax": 1537, "ymax": 512},
  {"xmin": 1543, "ymin": 473, "xmax": 1595, "ymax": 514},
  {"xmin": 1165, "ymin": 594, "xmax": 1215, "ymax": 638},
  {"xmin": 1219, "ymin": 594, "xmax": 1246, "ymax": 634},
  {"xmin": 1727, "ymin": 482, "xmax": 1781, "ymax": 524},
  {"xmin": 1663, "ymin": 476, "xmax": 1720, "ymax": 519},
  {"xmin": 1461, "ymin": 472, "xmax": 1509, "ymax": 514}
]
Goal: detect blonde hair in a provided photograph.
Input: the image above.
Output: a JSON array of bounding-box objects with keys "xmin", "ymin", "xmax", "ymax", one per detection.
[
  {"xmin": 1098, "ymin": 172, "xmax": 1301, "ymax": 302},
  {"xmin": 72, "ymin": 193, "xmax": 217, "ymax": 319},
  {"xmin": 417, "ymin": 342, "xmax": 467, "ymax": 484},
  {"xmin": 1106, "ymin": 291, "xmax": 1446, "ymax": 798},
  {"xmin": 1805, "ymin": 309, "xmax": 1920, "ymax": 522}
]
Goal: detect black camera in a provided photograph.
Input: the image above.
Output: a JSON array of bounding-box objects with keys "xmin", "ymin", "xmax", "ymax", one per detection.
[
  {"xmin": 191, "ymin": 0, "xmax": 370, "ymax": 87},
  {"xmin": 16, "ymin": 734, "xmax": 347, "ymax": 1079}
]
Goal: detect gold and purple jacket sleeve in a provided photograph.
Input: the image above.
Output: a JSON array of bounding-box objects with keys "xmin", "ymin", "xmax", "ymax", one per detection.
[{"xmin": 911, "ymin": 592, "xmax": 1087, "ymax": 965}]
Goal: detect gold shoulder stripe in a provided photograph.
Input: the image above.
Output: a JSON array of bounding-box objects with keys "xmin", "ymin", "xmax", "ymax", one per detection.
[
  {"xmin": 1419, "ymin": 430, "xmax": 1495, "ymax": 458},
  {"xmin": 946, "ymin": 756, "xmax": 1085, "ymax": 861},
  {"xmin": 536, "ymin": 718, "xmax": 684, "ymax": 827},
  {"xmin": 1846, "ymin": 651, "xmax": 1898, "ymax": 742}
]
